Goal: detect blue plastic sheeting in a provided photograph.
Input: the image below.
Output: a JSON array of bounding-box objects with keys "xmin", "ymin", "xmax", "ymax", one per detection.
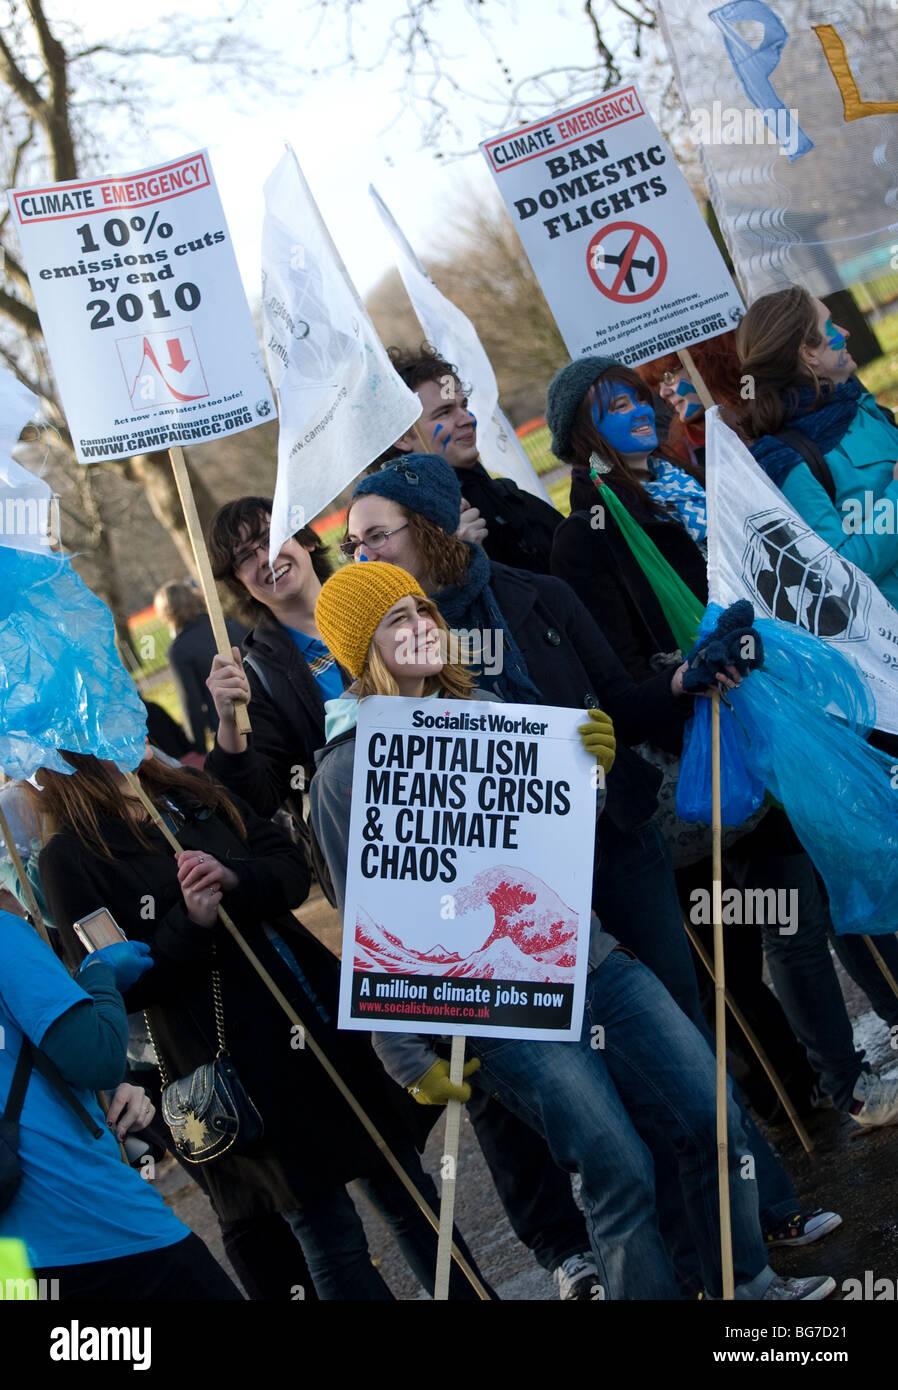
[
  {"xmin": 677, "ymin": 602, "xmax": 898, "ymax": 934},
  {"xmin": 0, "ymin": 546, "xmax": 147, "ymax": 778}
]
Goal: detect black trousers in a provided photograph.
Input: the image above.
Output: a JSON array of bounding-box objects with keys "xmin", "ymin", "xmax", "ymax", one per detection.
[{"xmin": 34, "ymin": 1232, "xmax": 242, "ymax": 1300}]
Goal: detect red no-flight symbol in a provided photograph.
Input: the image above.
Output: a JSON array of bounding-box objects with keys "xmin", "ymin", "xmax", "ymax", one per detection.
[{"xmin": 586, "ymin": 222, "xmax": 667, "ymax": 303}]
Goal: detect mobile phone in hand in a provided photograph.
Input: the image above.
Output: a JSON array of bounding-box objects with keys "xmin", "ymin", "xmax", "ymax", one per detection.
[{"xmin": 72, "ymin": 907, "xmax": 128, "ymax": 953}]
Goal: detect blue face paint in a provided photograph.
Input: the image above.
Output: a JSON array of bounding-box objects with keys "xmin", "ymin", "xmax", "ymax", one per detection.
[
  {"xmin": 432, "ymin": 423, "xmax": 451, "ymax": 454},
  {"xmin": 675, "ymin": 379, "xmax": 703, "ymax": 420},
  {"xmin": 592, "ymin": 382, "xmax": 658, "ymax": 454},
  {"xmin": 823, "ymin": 317, "xmax": 846, "ymax": 351}
]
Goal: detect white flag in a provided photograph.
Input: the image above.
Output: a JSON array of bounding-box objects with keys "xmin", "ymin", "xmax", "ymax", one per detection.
[
  {"xmin": 0, "ymin": 367, "xmax": 54, "ymax": 552},
  {"xmin": 370, "ymin": 185, "xmax": 552, "ymax": 505},
  {"xmin": 261, "ymin": 149, "xmax": 421, "ymax": 558},
  {"xmin": 705, "ymin": 409, "xmax": 898, "ymax": 735}
]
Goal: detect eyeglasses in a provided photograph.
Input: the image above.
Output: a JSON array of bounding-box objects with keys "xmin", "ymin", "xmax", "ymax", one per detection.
[
  {"xmin": 232, "ymin": 533, "xmax": 271, "ymax": 574},
  {"xmin": 339, "ymin": 523, "xmax": 409, "ymax": 559},
  {"xmin": 660, "ymin": 371, "xmax": 685, "ymax": 387}
]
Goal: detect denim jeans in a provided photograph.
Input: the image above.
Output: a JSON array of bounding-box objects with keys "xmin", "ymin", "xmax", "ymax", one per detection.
[
  {"xmin": 283, "ymin": 1151, "xmax": 488, "ymax": 1300},
  {"xmin": 595, "ymin": 820, "xmax": 797, "ymax": 1240},
  {"xmin": 829, "ymin": 928, "xmax": 898, "ymax": 1028},
  {"xmin": 733, "ymin": 847, "xmax": 868, "ymax": 1111},
  {"xmin": 467, "ymin": 948, "xmax": 771, "ymax": 1300}
]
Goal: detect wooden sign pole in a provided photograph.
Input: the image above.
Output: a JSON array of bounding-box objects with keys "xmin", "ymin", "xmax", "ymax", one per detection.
[
  {"xmin": 434, "ymin": 1035, "xmax": 467, "ymax": 1301},
  {"xmin": 167, "ymin": 445, "xmax": 251, "ymax": 736}
]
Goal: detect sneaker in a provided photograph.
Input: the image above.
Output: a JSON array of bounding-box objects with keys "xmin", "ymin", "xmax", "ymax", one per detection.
[
  {"xmin": 762, "ymin": 1274, "xmax": 836, "ymax": 1301},
  {"xmin": 555, "ymin": 1252, "xmax": 603, "ymax": 1300},
  {"xmin": 765, "ymin": 1209, "xmax": 842, "ymax": 1249},
  {"xmin": 849, "ymin": 1070, "xmax": 898, "ymax": 1126}
]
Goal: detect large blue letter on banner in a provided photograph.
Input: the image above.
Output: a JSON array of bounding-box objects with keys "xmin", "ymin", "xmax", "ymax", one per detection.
[{"xmin": 709, "ymin": 0, "xmax": 814, "ymax": 161}]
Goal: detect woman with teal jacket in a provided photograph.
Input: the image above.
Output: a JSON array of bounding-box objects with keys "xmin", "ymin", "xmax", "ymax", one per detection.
[{"xmin": 737, "ymin": 286, "xmax": 898, "ymax": 609}]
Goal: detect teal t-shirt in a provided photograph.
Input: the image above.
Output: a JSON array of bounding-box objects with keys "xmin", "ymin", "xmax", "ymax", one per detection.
[{"xmin": 0, "ymin": 910, "xmax": 187, "ymax": 1268}]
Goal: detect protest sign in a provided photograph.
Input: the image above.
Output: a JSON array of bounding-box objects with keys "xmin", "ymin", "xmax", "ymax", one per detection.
[
  {"xmin": 261, "ymin": 148, "xmax": 420, "ymax": 559},
  {"xmin": 338, "ymin": 696, "xmax": 597, "ymax": 1041},
  {"xmin": 658, "ymin": 1, "xmax": 898, "ymax": 300},
  {"xmin": 369, "ymin": 185, "xmax": 552, "ymax": 504},
  {"xmin": 705, "ymin": 408, "xmax": 898, "ymax": 735},
  {"xmin": 480, "ymin": 86, "xmax": 743, "ymax": 365},
  {"xmin": 8, "ymin": 151, "xmax": 274, "ymax": 463}
]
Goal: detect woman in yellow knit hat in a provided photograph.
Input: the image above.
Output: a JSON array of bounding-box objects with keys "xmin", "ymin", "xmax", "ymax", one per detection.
[{"xmin": 308, "ymin": 558, "xmax": 836, "ymax": 1303}]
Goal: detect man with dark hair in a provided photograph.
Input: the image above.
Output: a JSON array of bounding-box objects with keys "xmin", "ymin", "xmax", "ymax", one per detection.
[
  {"xmin": 203, "ymin": 496, "xmax": 344, "ymax": 824},
  {"xmin": 382, "ymin": 343, "xmax": 563, "ymax": 573}
]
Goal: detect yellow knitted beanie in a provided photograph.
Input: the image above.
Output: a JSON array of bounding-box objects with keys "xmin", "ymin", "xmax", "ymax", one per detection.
[{"xmin": 315, "ymin": 561, "xmax": 427, "ymax": 677}]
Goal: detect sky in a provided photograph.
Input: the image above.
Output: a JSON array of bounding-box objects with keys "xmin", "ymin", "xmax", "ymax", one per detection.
[{"xmin": 60, "ymin": 0, "xmax": 634, "ymax": 307}]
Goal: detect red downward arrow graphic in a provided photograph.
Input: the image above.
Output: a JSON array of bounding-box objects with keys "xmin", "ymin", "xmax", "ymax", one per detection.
[{"xmin": 166, "ymin": 339, "xmax": 190, "ymax": 372}]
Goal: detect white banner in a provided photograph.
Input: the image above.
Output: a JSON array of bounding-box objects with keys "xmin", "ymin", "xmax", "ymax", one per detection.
[
  {"xmin": 8, "ymin": 152, "xmax": 274, "ymax": 463},
  {"xmin": 479, "ymin": 85, "xmax": 743, "ymax": 365},
  {"xmin": 705, "ymin": 409, "xmax": 898, "ymax": 734},
  {"xmin": 370, "ymin": 185, "xmax": 552, "ymax": 504},
  {"xmin": 0, "ymin": 368, "xmax": 53, "ymax": 552},
  {"xmin": 658, "ymin": 0, "xmax": 898, "ymax": 300},
  {"xmin": 338, "ymin": 696, "xmax": 597, "ymax": 1041},
  {"xmin": 262, "ymin": 149, "xmax": 420, "ymax": 556}
]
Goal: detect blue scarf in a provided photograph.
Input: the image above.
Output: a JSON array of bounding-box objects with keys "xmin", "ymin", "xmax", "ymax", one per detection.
[
  {"xmin": 750, "ymin": 377, "xmax": 866, "ymax": 488},
  {"xmin": 432, "ymin": 543, "xmax": 543, "ymax": 704}
]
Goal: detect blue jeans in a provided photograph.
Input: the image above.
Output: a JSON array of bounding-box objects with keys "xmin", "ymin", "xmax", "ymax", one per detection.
[
  {"xmin": 830, "ymin": 928, "xmax": 898, "ymax": 1028},
  {"xmin": 468, "ymin": 948, "xmax": 771, "ymax": 1300},
  {"xmin": 595, "ymin": 820, "xmax": 797, "ymax": 1239},
  {"xmin": 283, "ymin": 1152, "xmax": 488, "ymax": 1300},
  {"xmin": 738, "ymin": 848, "xmax": 867, "ymax": 1111}
]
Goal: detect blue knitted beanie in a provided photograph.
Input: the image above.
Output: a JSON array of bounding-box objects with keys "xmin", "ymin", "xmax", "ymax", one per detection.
[
  {"xmin": 545, "ymin": 355, "xmax": 625, "ymax": 459},
  {"xmin": 352, "ymin": 454, "xmax": 462, "ymax": 534}
]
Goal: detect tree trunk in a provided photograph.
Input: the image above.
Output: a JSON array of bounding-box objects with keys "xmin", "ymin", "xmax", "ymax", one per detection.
[
  {"xmin": 123, "ymin": 449, "xmax": 220, "ymax": 578},
  {"xmin": 70, "ymin": 467, "xmax": 138, "ymax": 666}
]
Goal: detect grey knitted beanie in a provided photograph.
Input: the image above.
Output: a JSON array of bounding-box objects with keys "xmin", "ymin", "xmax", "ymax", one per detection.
[{"xmin": 545, "ymin": 355, "xmax": 625, "ymax": 459}]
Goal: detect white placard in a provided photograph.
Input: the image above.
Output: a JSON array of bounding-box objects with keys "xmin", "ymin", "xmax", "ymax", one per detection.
[
  {"xmin": 480, "ymin": 85, "xmax": 744, "ymax": 365},
  {"xmin": 8, "ymin": 151, "xmax": 274, "ymax": 463},
  {"xmin": 338, "ymin": 696, "xmax": 597, "ymax": 1041}
]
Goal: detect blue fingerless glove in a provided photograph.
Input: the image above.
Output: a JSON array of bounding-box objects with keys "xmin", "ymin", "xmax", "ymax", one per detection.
[
  {"xmin": 79, "ymin": 940, "xmax": 154, "ymax": 992},
  {"xmin": 682, "ymin": 600, "xmax": 764, "ymax": 693}
]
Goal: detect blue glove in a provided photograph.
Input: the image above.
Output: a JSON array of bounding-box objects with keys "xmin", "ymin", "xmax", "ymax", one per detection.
[
  {"xmin": 682, "ymin": 600, "xmax": 764, "ymax": 693},
  {"xmin": 79, "ymin": 940, "xmax": 154, "ymax": 992}
]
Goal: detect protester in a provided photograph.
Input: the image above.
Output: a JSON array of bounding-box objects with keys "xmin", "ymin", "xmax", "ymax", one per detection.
[
  {"xmin": 204, "ymin": 499, "xmax": 342, "ymax": 830},
  {"xmin": 546, "ymin": 352, "xmax": 898, "ymax": 1127},
  {"xmin": 154, "ymin": 581, "xmax": 247, "ymax": 756},
  {"xmin": 0, "ymin": 905, "xmax": 242, "ymax": 1300},
  {"xmin": 638, "ymin": 332, "xmax": 745, "ymax": 477},
  {"xmin": 203, "ymin": 495, "xmax": 602, "ymax": 1297},
  {"xmin": 32, "ymin": 749, "xmax": 489, "ymax": 1300},
  {"xmin": 378, "ymin": 342, "xmax": 563, "ymax": 571},
  {"xmin": 343, "ymin": 454, "xmax": 838, "ymax": 1265},
  {"xmin": 308, "ymin": 558, "xmax": 835, "ymax": 1301}
]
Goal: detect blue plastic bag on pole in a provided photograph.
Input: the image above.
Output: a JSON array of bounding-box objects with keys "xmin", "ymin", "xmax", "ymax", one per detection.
[
  {"xmin": 0, "ymin": 546, "xmax": 147, "ymax": 779},
  {"xmin": 677, "ymin": 603, "xmax": 898, "ymax": 933}
]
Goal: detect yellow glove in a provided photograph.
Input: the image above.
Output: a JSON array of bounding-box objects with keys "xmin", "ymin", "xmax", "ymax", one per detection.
[
  {"xmin": 408, "ymin": 1056, "xmax": 481, "ymax": 1106},
  {"xmin": 578, "ymin": 708, "xmax": 616, "ymax": 775}
]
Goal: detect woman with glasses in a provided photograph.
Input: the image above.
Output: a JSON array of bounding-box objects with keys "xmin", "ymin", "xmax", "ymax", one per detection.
[{"xmin": 202, "ymin": 497, "xmax": 345, "ymax": 833}]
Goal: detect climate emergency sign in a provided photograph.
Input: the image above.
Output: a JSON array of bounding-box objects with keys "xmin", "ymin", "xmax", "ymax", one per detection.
[
  {"xmin": 338, "ymin": 697, "xmax": 597, "ymax": 1041},
  {"xmin": 480, "ymin": 85, "xmax": 743, "ymax": 365},
  {"xmin": 8, "ymin": 151, "xmax": 274, "ymax": 462}
]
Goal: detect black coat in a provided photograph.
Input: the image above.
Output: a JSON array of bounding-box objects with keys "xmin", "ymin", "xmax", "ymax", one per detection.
[
  {"xmin": 453, "ymin": 461, "xmax": 562, "ymax": 573},
  {"xmin": 39, "ymin": 786, "xmax": 427, "ymax": 1221},
  {"xmin": 168, "ymin": 614, "xmax": 247, "ymax": 753},
  {"xmin": 554, "ymin": 478, "xmax": 708, "ymax": 684},
  {"xmin": 483, "ymin": 562, "xmax": 690, "ymax": 832},
  {"xmin": 205, "ymin": 610, "xmax": 347, "ymax": 821}
]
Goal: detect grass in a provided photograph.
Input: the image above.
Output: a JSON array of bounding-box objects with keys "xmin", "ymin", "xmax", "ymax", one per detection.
[{"xmin": 859, "ymin": 312, "xmax": 898, "ymax": 409}]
